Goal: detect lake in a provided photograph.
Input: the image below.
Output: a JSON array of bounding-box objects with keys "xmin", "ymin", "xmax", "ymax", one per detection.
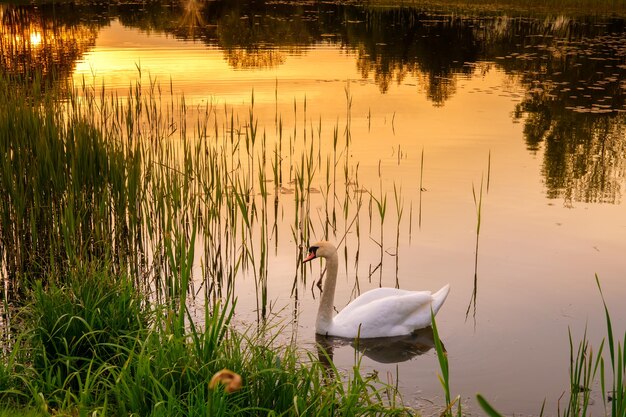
[{"xmin": 2, "ymin": 1, "xmax": 626, "ymax": 415}]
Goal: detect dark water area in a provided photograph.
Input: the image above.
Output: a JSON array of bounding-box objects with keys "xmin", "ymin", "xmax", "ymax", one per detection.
[{"xmin": 2, "ymin": 1, "xmax": 626, "ymax": 415}]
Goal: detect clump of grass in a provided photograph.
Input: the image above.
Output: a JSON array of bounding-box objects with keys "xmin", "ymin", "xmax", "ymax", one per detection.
[
  {"xmin": 20, "ymin": 262, "xmax": 149, "ymax": 410},
  {"xmin": 0, "ymin": 408, "xmax": 43, "ymax": 417},
  {"xmin": 0, "ymin": 73, "xmax": 143, "ymax": 300},
  {"xmin": 0, "ymin": 263, "xmax": 411, "ymax": 416},
  {"xmin": 592, "ymin": 275, "xmax": 625, "ymax": 417}
]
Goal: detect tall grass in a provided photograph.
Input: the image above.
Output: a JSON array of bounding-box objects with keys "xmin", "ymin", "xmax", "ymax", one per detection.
[
  {"xmin": 0, "ymin": 76, "xmax": 143, "ymax": 295},
  {"xmin": 584, "ymin": 276, "xmax": 625, "ymax": 417},
  {"xmin": 0, "ymin": 262, "xmax": 411, "ymax": 416},
  {"xmin": 0, "ymin": 70, "xmax": 417, "ymax": 414},
  {"xmin": 466, "ymin": 154, "xmax": 490, "ymax": 324},
  {"xmin": 0, "ymin": 67, "xmax": 404, "ymax": 312},
  {"xmin": 431, "ymin": 310, "xmax": 462, "ymax": 417}
]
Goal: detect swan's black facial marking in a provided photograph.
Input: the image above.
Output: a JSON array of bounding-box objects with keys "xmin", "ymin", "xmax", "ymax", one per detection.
[{"xmin": 303, "ymin": 245, "xmax": 319, "ymax": 263}]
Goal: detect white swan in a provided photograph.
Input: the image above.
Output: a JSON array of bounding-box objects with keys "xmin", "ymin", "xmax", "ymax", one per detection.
[{"xmin": 304, "ymin": 241, "xmax": 450, "ymax": 338}]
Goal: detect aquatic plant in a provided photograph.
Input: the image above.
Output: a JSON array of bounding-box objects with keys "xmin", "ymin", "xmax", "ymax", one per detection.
[
  {"xmin": 476, "ymin": 276, "xmax": 625, "ymax": 417},
  {"xmin": 0, "ymin": 66, "xmax": 404, "ymax": 315},
  {"xmin": 431, "ymin": 310, "xmax": 462, "ymax": 417}
]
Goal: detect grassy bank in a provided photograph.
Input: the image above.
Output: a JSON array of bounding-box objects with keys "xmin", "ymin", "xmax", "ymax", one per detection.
[
  {"xmin": 0, "ymin": 262, "xmax": 410, "ymax": 416},
  {"xmin": 8, "ymin": 0, "xmax": 626, "ymax": 13}
]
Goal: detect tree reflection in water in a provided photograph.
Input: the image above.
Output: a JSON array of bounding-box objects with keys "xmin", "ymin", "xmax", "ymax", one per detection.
[{"xmin": 2, "ymin": 0, "xmax": 625, "ymax": 204}]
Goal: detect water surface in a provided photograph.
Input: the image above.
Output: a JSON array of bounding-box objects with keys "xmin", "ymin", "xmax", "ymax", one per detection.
[{"xmin": 2, "ymin": 1, "xmax": 626, "ymax": 415}]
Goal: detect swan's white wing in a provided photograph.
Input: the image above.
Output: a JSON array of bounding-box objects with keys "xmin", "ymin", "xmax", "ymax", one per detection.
[
  {"xmin": 332, "ymin": 291, "xmax": 435, "ymax": 338},
  {"xmin": 337, "ymin": 287, "xmax": 417, "ymax": 317}
]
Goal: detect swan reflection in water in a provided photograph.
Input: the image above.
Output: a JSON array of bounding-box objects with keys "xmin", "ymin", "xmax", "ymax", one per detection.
[{"xmin": 316, "ymin": 326, "xmax": 439, "ymax": 365}]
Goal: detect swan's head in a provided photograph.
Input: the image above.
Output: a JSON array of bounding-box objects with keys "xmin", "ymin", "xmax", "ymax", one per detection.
[{"xmin": 303, "ymin": 241, "xmax": 337, "ymax": 263}]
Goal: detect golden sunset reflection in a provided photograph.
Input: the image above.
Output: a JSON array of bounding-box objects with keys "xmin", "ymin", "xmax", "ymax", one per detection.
[
  {"xmin": 29, "ymin": 30, "xmax": 42, "ymax": 46},
  {"xmin": 69, "ymin": 19, "xmax": 626, "ymax": 237},
  {"xmin": 179, "ymin": 0, "xmax": 205, "ymax": 35},
  {"xmin": 0, "ymin": 5, "xmax": 98, "ymax": 80},
  {"xmin": 68, "ymin": 18, "xmax": 626, "ymax": 296}
]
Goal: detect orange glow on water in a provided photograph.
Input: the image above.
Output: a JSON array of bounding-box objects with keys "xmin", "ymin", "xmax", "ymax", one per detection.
[{"xmin": 29, "ymin": 31, "xmax": 42, "ymax": 46}]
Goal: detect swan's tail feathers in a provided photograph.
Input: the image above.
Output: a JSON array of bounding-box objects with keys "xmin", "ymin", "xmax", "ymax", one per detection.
[{"xmin": 431, "ymin": 284, "xmax": 451, "ymax": 315}]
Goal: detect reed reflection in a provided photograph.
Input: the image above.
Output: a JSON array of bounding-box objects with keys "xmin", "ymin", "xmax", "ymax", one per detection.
[{"xmin": 316, "ymin": 327, "xmax": 436, "ymax": 365}]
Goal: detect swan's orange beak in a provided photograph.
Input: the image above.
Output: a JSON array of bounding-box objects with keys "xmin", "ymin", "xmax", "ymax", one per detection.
[{"xmin": 303, "ymin": 251, "xmax": 316, "ymax": 263}]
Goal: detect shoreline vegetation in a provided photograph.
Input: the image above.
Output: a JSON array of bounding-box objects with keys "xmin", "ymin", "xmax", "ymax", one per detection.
[
  {"xmin": 0, "ymin": 52, "xmax": 624, "ymax": 415},
  {"xmin": 0, "ymin": 262, "xmax": 411, "ymax": 416},
  {"xmin": 0, "ymin": 68, "xmax": 414, "ymax": 414},
  {"xmin": 5, "ymin": 0, "xmax": 626, "ymax": 7},
  {"xmin": 367, "ymin": 0, "xmax": 626, "ymax": 14},
  {"xmin": 3, "ymin": 0, "xmax": 626, "ymax": 16}
]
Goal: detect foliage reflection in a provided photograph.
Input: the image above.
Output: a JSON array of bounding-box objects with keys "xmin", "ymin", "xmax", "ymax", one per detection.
[{"xmin": 1, "ymin": 1, "xmax": 625, "ymax": 203}]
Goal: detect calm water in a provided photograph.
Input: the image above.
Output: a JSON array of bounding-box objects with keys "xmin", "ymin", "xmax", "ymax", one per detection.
[{"xmin": 2, "ymin": 1, "xmax": 626, "ymax": 415}]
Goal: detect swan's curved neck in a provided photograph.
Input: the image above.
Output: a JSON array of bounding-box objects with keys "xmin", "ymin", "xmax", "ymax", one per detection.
[{"xmin": 316, "ymin": 250, "xmax": 338, "ymax": 334}]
